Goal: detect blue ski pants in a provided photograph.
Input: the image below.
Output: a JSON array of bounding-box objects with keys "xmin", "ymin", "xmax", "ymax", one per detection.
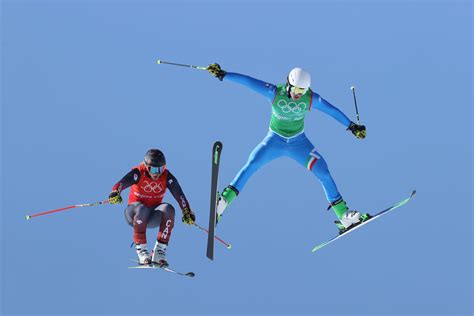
[{"xmin": 230, "ymin": 130, "xmax": 342, "ymax": 203}]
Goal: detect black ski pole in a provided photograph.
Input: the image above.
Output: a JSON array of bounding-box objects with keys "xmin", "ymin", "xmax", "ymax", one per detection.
[
  {"xmin": 156, "ymin": 59, "xmax": 208, "ymax": 70},
  {"xmin": 350, "ymin": 86, "xmax": 361, "ymax": 124}
]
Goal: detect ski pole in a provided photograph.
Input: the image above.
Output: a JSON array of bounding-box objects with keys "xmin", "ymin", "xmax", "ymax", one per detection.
[
  {"xmin": 156, "ymin": 59, "xmax": 208, "ymax": 70},
  {"xmin": 350, "ymin": 86, "xmax": 361, "ymax": 124},
  {"xmin": 25, "ymin": 199, "xmax": 110, "ymax": 220},
  {"xmin": 194, "ymin": 223, "xmax": 232, "ymax": 249}
]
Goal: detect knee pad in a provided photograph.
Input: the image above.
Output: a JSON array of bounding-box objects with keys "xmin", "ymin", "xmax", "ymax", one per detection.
[{"xmin": 134, "ymin": 203, "xmax": 152, "ymax": 224}]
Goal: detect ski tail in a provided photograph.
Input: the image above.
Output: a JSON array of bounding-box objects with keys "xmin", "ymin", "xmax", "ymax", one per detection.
[{"xmin": 207, "ymin": 141, "xmax": 223, "ymax": 260}]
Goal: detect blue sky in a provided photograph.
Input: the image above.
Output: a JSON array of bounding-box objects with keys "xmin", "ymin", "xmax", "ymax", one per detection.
[{"xmin": 1, "ymin": 1, "xmax": 472, "ymax": 315}]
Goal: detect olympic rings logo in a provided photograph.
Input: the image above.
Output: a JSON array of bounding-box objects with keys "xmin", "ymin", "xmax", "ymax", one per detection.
[
  {"xmin": 142, "ymin": 181, "xmax": 163, "ymax": 193},
  {"xmin": 277, "ymin": 100, "xmax": 307, "ymax": 114}
]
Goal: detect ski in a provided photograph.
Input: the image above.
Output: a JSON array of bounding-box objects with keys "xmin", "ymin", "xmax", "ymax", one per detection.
[
  {"xmin": 312, "ymin": 190, "xmax": 416, "ymax": 253},
  {"xmin": 207, "ymin": 141, "xmax": 223, "ymax": 260},
  {"xmin": 128, "ymin": 260, "xmax": 195, "ymax": 277}
]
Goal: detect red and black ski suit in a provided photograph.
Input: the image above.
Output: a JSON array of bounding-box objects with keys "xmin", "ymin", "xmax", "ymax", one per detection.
[{"xmin": 111, "ymin": 163, "xmax": 191, "ymax": 245}]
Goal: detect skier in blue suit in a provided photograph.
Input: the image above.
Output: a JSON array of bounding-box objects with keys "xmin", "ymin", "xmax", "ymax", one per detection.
[{"xmin": 207, "ymin": 63, "xmax": 369, "ymax": 233}]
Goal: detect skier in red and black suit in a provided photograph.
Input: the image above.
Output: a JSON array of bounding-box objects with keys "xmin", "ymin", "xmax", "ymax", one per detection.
[{"xmin": 108, "ymin": 149, "xmax": 195, "ymax": 266}]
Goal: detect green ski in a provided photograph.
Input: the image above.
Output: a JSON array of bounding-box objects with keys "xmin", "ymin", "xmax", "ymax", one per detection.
[{"xmin": 312, "ymin": 190, "xmax": 416, "ymax": 252}]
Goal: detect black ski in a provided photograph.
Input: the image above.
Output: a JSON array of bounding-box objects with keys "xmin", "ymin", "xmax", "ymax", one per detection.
[{"xmin": 207, "ymin": 141, "xmax": 223, "ymax": 260}]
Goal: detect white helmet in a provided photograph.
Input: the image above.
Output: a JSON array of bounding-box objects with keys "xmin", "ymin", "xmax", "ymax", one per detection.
[{"xmin": 288, "ymin": 67, "xmax": 311, "ymax": 89}]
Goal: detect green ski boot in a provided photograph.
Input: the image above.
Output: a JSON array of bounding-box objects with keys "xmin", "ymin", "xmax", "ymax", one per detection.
[
  {"xmin": 330, "ymin": 199, "xmax": 371, "ymax": 234},
  {"xmin": 216, "ymin": 185, "xmax": 239, "ymax": 224}
]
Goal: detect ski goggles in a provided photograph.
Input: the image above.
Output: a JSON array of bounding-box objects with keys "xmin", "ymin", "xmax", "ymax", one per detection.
[
  {"xmin": 290, "ymin": 85, "xmax": 309, "ymax": 95},
  {"xmin": 147, "ymin": 165, "xmax": 165, "ymax": 175}
]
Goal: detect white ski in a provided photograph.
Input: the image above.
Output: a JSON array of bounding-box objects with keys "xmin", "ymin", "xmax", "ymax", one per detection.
[{"xmin": 128, "ymin": 260, "xmax": 195, "ymax": 278}]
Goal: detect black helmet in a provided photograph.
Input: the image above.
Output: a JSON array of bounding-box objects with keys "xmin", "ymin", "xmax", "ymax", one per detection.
[{"xmin": 144, "ymin": 149, "xmax": 166, "ymax": 167}]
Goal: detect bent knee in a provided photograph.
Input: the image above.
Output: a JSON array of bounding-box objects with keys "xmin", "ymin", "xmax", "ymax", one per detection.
[{"xmin": 155, "ymin": 203, "xmax": 175, "ymax": 217}]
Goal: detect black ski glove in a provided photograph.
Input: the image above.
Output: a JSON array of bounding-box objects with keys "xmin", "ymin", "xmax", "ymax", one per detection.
[
  {"xmin": 108, "ymin": 190, "xmax": 123, "ymax": 204},
  {"xmin": 347, "ymin": 122, "xmax": 366, "ymax": 139},
  {"xmin": 207, "ymin": 63, "xmax": 226, "ymax": 81},
  {"xmin": 182, "ymin": 208, "xmax": 196, "ymax": 225}
]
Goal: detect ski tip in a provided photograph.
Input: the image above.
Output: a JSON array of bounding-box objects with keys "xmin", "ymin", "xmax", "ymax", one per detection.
[
  {"xmin": 186, "ymin": 272, "xmax": 196, "ymax": 277},
  {"xmin": 410, "ymin": 190, "xmax": 417, "ymax": 198},
  {"xmin": 213, "ymin": 141, "xmax": 223, "ymax": 149},
  {"xmin": 312, "ymin": 241, "xmax": 330, "ymax": 253},
  {"xmin": 311, "ymin": 245, "xmax": 322, "ymax": 253}
]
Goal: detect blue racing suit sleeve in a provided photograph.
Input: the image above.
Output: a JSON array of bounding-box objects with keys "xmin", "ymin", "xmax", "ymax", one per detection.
[
  {"xmin": 223, "ymin": 72, "xmax": 276, "ymax": 103},
  {"xmin": 312, "ymin": 92, "xmax": 352, "ymax": 128}
]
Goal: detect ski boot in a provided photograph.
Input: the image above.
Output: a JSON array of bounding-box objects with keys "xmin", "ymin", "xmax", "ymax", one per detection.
[
  {"xmin": 152, "ymin": 241, "xmax": 169, "ymax": 268},
  {"xmin": 135, "ymin": 243, "xmax": 151, "ymax": 265},
  {"xmin": 216, "ymin": 185, "xmax": 239, "ymax": 224},
  {"xmin": 216, "ymin": 195, "xmax": 227, "ymax": 224},
  {"xmin": 330, "ymin": 199, "xmax": 371, "ymax": 234}
]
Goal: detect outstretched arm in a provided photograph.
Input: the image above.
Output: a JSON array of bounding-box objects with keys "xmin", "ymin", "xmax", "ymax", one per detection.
[
  {"xmin": 313, "ymin": 91, "xmax": 367, "ymax": 139},
  {"xmin": 312, "ymin": 92, "xmax": 352, "ymax": 128},
  {"xmin": 223, "ymin": 73, "xmax": 276, "ymax": 102},
  {"xmin": 207, "ymin": 63, "xmax": 276, "ymax": 102}
]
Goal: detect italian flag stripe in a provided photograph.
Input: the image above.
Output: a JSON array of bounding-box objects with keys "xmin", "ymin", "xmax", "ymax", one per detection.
[{"xmin": 307, "ymin": 156, "xmax": 317, "ymax": 170}]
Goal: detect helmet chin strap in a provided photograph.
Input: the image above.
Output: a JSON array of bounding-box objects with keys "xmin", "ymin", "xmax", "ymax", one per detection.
[
  {"xmin": 286, "ymin": 83, "xmax": 301, "ymax": 100},
  {"xmin": 285, "ymin": 82, "xmax": 292, "ymax": 98}
]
